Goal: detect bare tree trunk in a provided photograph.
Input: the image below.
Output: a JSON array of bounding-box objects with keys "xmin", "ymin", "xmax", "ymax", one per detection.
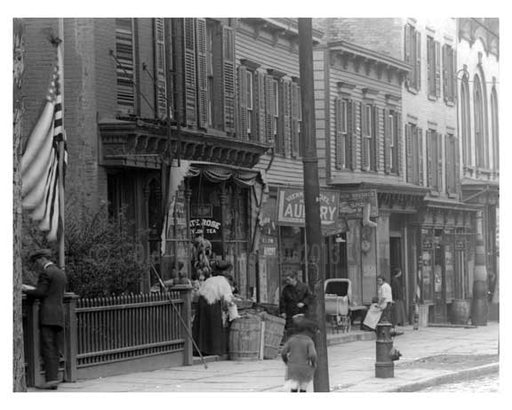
[{"xmin": 13, "ymin": 17, "xmax": 26, "ymax": 392}]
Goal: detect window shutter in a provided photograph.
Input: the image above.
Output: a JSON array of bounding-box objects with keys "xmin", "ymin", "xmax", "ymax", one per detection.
[
  {"xmin": 265, "ymin": 74, "xmax": 274, "ymax": 144},
  {"xmin": 348, "ymin": 101, "xmax": 356, "ymax": 170},
  {"xmin": 196, "ymin": 18, "xmax": 208, "ymax": 128},
  {"xmin": 383, "ymin": 108, "xmax": 390, "ymax": 174},
  {"xmin": 254, "ymin": 70, "xmax": 266, "ymax": 143},
  {"xmin": 334, "ymin": 97, "xmax": 341, "ymax": 169},
  {"xmin": 153, "ymin": 18, "xmax": 168, "ymax": 120},
  {"xmin": 283, "ymin": 79, "xmax": 291, "ymax": 157},
  {"xmin": 115, "ymin": 18, "xmax": 135, "ymax": 114},
  {"xmin": 361, "ymin": 103, "xmax": 368, "ymax": 170},
  {"xmin": 404, "ymin": 24, "xmax": 411, "ymax": 63},
  {"xmin": 442, "ymin": 44, "xmax": 448, "ymax": 101},
  {"xmin": 417, "ymin": 127, "xmax": 424, "ymax": 186},
  {"xmin": 348, "ymin": 101, "xmax": 363, "ymax": 170},
  {"xmin": 405, "ymin": 124, "xmax": 413, "ymax": 182},
  {"xmin": 237, "ymin": 65, "xmax": 248, "ymax": 140},
  {"xmin": 396, "ymin": 112, "xmax": 402, "ymax": 176},
  {"xmin": 446, "ymin": 134, "xmax": 453, "ymax": 194},
  {"xmin": 183, "ymin": 18, "xmax": 197, "ymax": 127},
  {"xmin": 435, "ymin": 41, "xmax": 441, "ymax": 98},
  {"xmin": 451, "ymin": 49, "xmax": 457, "ymax": 103},
  {"xmin": 222, "ymin": 25, "xmax": 236, "ymax": 135},
  {"xmin": 427, "ymin": 38, "xmax": 432, "ymax": 95},
  {"xmin": 437, "ymin": 132, "xmax": 443, "ymax": 192},
  {"xmin": 404, "ymin": 24, "xmax": 411, "ymax": 86},
  {"xmin": 373, "ymin": 106, "xmax": 380, "ymax": 171},
  {"xmin": 290, "ymin": 81, "xmax": 299, "ymax": 158},
  {"xmin": 416, "ymin": 32, "xmax": 421, "ymax": 90},
  {"xmin": 426, "ymin": 130, "xmax": 433, "ymax": 187},
  {"xmin": 454, "ymin": 136, "xmax": 460, "ymax": 193}
]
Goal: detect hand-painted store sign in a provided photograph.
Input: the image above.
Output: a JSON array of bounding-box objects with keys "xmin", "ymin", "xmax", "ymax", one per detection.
[
  {"xmin": 190, "ymin": 218, "xmax": 221, "ymax": 235},
  {"xmin": 277, "ymin": 188, "xmax": 339, "ymax": 227},
  {"xmin": 338, "ymin": 190, "xmax": 378, "ymax": 218}
]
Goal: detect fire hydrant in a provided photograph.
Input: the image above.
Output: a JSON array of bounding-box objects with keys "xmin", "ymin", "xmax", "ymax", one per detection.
[{"xmin": 375, "ymin": 321, "xmax": 401, "ymax": 378}]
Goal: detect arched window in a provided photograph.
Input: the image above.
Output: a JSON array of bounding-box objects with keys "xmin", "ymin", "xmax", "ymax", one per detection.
[
  {"xmin": 490, "ymin": 87, "xmax": 499, "ymax": 172},
  {"xmin": 461, "ymin": 76, "xmax": 471, "ymax": 167},
  {"xmin": 473, "ymin": 75, "xmax": 486, "ymax": 168}
]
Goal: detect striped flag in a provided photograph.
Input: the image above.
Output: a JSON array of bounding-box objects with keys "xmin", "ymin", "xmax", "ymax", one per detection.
[{"xmin": 21, "ymin": 47, "xmax": 67, "ymax": 242}]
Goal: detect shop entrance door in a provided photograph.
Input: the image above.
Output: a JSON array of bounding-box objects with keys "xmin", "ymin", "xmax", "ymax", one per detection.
[
  {"xmin": 433, "ymin": 242, "xmax": 447, "ymax": 322},
  {"xmin": 324, "ymin": 234, "xmax": 347, "ymax": 280}
]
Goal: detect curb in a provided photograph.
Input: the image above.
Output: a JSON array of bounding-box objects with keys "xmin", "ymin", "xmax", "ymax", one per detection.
[
  {"xmin": 327, "ymin": 331, "xmax": 376, "ymax": 346},
  {"xmin": 388, "ymin": 362, "xmax": 499, "ymax": 392}
]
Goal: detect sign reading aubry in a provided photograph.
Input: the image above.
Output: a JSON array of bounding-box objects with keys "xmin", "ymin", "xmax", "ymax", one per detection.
[{"xmin": 277, "ymin": 188, "xmax": 339, "ymax": 227}]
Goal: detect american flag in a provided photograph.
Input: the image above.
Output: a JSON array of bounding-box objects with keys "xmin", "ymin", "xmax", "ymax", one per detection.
[{"xmin": 21, "ymin": 47, "xmax": 67, "ymax": 242}]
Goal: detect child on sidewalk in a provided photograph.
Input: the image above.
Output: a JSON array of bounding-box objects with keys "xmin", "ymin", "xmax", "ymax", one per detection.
[{"xmin": 280, "ymin": 315, "xmax": 318, "ymax": 392}]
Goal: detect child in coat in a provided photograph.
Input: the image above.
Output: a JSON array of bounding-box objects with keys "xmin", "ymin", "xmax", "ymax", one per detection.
[{"xmin": 280, "ymin": 315, "xmax": 318, "ymax": 392}]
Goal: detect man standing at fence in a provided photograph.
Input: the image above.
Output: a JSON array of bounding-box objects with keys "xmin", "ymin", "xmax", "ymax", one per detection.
[{"xmin": 22, "ymin": 249, "xmax": 67, "ymax": 390}]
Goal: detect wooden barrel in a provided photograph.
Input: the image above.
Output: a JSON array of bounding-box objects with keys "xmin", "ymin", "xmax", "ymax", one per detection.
[
  {"xmin": 260, "ymin": 312, "xmax": 285, "ymax": 359},
  {"xmin": 229, "ymin": 315, "xmax": 262, "ymax": 361},
  {"xmin": 450, "ymin": 299, "xmax": 470, "ymax": 324}
]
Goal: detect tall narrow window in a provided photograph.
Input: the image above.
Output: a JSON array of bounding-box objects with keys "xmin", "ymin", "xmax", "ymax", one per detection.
[
  {"xmin": 442, "ymin": 44, "xmax": 456, "ymax": 104},
  {"xmin": 491, "ymin": 87, "xmax": 499, "ymax": 172},
  {"xmin": 427, "ymin": 130, "xmax": 441, "ymax": 192},
  {"xmin": 116, "ymin": 18, "xmax": 135, "ymax": 114},
  {"xmin": 362, "ymin": 104, "xmax": 374, "ymax": 171},
  {"xmin": 272, "ymin": 79, "xmax": 281, "ymax": 153},
  {"xmin": 389, "ymin": 112, "xmax": 396, "ymax": 173},
  {"xmin": 206, "ymin": 23, "xmax": 214, "ymax": 126},
  {"xmin": 404, "ymin": 24, "xmax": 421, "ymax": 91},
  {"xmin": 460, "ymin": 77, "xmax": 471, "ymax": 167},
  {"xmin": 246, "ymin": 71, "xmax": 253, "ymax": 137},
  {"xmin": 445, "ymin": 133, "xmax": 458, "ymax": 194},
  {"xmin": 474, "ymin": 75, "xmax": 486, "ymax": 168},
  {"xmin": 335, "ymin": 98, "xmax": 349, "ymax": 169},
  {"xmin": 154, "ymin": 18, "xmax": 168, "ymax": 119},
  {"xmin": 406, "ymin": 124, "xmax": 423, "ymax": 185}
]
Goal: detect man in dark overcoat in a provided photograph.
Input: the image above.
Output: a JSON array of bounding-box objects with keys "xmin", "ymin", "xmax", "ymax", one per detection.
[
  {"xmin": 279, "ymin": 271, "xmax": 314, "ymax": 339},
  {"xmin": 23, "ymin": 249, "xmax": 67, "ymax": 390}
]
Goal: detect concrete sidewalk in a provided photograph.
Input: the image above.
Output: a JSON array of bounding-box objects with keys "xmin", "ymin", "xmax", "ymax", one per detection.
[{"xmin": 37, "ymin": 322, "xmax": 499, "ymax": 393}]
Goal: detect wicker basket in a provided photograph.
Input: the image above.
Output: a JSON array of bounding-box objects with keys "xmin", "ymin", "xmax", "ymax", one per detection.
[{"xmin": 259, "ymin": 312, "xmax": 285, "ymax": 359}]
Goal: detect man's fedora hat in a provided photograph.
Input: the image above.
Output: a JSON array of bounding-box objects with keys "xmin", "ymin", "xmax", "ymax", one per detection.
[{"xmin": 29, "ymin": 249, "xmax": 53, "ymax": 263}]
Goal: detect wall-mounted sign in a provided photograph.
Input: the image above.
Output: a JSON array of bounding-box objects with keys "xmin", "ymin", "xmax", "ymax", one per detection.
[
  {"xmin": 338, "ymin": 190, "xmax": 378, "ymax": 218},
  {"xmin": 277, "ymin": 188, "xmax": 339, "ymax": 229},
  {"xmin": 190, "ymin": 218, "xmax": 221, "ymax": 235}
]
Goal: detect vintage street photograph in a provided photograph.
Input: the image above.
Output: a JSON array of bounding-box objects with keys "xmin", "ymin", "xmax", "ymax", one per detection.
[{"xmin": 8, "ymin": 1, "xmax": 508, "ymax": 408}]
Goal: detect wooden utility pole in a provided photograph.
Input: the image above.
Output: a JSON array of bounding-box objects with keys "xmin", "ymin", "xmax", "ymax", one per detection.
[{"xmin": 298, "ymin": 18, "xmax": 330, "ymax": 392}]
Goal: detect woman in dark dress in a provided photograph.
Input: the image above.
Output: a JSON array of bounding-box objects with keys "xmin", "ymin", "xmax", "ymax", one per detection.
[
  {"xmin": 192, "ymin": 261, "xmax": 235, "ymax": 356},
  {"xmin": 391, "ymin": 267, "xmax": 407, "ymax": 328}
]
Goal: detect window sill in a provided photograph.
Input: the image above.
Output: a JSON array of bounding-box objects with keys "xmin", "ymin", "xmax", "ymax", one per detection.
[
  {"xmin": 444, "ymin": 100, "xmax": 455, "ymax": 107},
  {"xmin": 427, "ymin": 95, "xmax": 438, "ymax": 102}
]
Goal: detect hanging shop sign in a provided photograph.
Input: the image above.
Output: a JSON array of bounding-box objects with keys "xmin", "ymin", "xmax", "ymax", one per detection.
[
  {"xmin": 338, "ymin": 190, "xmax": 378, "ymax": 218},
  {"xmin": 277, "ymin": 188, "xmax": 339, "ymax": 229}
]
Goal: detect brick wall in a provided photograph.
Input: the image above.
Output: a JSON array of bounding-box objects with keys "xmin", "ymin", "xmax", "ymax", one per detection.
[{"xmin": 313, "ymin": 18, "xmax": 403, "ymax": 60}]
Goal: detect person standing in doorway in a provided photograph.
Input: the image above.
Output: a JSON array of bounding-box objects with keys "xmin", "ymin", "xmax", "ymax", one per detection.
[
  {"xmin": 391, "ymin": 267, "xmax": 407, "ymax": 328},
  {"xmin": 377, "ymin": 274, "xmax": 393, "ymax": 323},
  {"xmin": 279, "ymin": 271, "xmax": 313, "ymax": 339},
  {"xmin": 22, "ymin": 249, "xmax": 67, "ymax": 390}
]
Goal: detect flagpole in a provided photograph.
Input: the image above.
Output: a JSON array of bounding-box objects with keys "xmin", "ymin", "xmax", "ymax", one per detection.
[{"xmin": 57, "ymin": 18, "xmax": 65, "ymax": 269}]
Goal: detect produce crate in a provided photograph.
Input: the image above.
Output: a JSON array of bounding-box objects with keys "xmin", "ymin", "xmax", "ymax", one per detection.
[{"xmin": 259, "ymin": 312, "xmax": 285, "ymax": 359}]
